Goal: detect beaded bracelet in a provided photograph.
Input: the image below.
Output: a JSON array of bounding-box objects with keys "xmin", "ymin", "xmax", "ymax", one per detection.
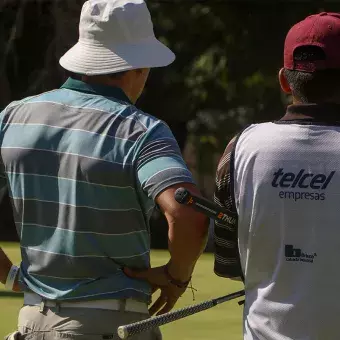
[{"xmin": 164, "ymin": 265, "xmax": 191, "ymax": 288}]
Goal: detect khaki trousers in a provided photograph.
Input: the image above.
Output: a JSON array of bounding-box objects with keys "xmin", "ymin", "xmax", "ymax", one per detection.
[{"xmin": 5, "ymin": 304, "xmax": 162, "ymax": 340}]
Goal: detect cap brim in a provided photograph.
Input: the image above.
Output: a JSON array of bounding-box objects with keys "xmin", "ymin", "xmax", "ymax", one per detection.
[{"xmin": 59, "ymin": 38, "xmax": 175, "ymax": 75}]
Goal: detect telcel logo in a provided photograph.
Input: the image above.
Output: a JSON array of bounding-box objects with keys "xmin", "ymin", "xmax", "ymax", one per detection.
[{"xmin": 272, "ymin": 168, "xmax": 335, "ymax": 189}]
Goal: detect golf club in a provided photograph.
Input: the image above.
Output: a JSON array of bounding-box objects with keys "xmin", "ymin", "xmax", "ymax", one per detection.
[
  {"xmin": 117, "ymin": 188, "xmax": 245, "ymax": 339},
  {"xmin": 117, "ymin": 289, "xmax": 245, "ymax": 339}
]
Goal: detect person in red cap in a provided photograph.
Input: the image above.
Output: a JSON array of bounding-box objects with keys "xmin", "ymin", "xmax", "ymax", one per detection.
[{"xmin": 214, "ymin": 12, "xmax": 340, "ymax": 340}]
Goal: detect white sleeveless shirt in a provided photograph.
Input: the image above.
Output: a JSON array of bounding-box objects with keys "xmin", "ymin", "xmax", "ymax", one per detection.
[{"xmin": 235, "ymin": 120, "xmax": 340, "ymax": 340}]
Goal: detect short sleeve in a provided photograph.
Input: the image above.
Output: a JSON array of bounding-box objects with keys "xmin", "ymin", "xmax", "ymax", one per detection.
[{"xmin": 136, "ymin": 121, "xmax": 195, "ymax": 200}]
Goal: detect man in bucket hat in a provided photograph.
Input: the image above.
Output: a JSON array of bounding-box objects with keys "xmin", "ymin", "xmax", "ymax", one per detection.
[{"xmin": 1, "ymin": 0, "xmax": 208, "ymax": 339}]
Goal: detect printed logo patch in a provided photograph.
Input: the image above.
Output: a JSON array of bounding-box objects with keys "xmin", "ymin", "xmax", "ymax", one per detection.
[
  {"xmin": 272, "ymin": 168, "xmax": 335, "ymax": 201},
  {"xmin": 285, "ymin": 245, "xmax": 317, "ymax": 263}
]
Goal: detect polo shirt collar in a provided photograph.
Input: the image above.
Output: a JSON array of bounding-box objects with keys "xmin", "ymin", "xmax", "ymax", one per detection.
[
  {"xmin": 60, "ymin": 77, "xmax": 132, "ymax": 104},
  {"xmin": 285, "ymin": 103, "xmax": 340, "ymax": 122}
]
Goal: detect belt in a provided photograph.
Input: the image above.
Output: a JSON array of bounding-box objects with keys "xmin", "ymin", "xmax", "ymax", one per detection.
[{"xmin": 24, "ymin": 292, "xmax": 149, "ymax": 314}]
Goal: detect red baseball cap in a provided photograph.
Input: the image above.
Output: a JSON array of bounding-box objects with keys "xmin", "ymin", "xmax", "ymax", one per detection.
[{"xmin": 284, "ymin": 12, "xmax": 340, "ymax": 72}]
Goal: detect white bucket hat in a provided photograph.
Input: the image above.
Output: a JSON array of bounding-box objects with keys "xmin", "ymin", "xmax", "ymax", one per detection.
[{"xmin": 59, "ymin": 0, "xmax": 175, "ymax": 75}]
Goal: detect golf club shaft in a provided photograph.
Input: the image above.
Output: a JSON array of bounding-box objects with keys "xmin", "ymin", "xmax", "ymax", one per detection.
[{"xmin": 117, "ymin": 290, "xmax": 245, "ymax": 339}]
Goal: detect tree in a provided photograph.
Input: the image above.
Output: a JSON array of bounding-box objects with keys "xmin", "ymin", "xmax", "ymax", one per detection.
[{"xmin": 1, "ymin": 0, "xmax": 340, "ymax": 244}]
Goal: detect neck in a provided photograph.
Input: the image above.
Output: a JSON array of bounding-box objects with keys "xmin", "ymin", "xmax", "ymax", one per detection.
[
  {"xmin": 281, "ymin": 102, "xmax": 340, "ymax": 121},
  {"xmin": 81, "ymin": 76, "xmax": 135, "ymax": 103},
  {"xmin": 293, "ymin": 95, "xmax": 340, "ymax": 105}
]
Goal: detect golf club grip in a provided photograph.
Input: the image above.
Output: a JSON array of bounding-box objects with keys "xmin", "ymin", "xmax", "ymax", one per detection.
[
  {"xmin": 174, "ymin": 187, "xmax": 237, "ymax": 224},
  {"xmin": 117, "ymin": 299, "xmax": 215, "ymax": 339}
]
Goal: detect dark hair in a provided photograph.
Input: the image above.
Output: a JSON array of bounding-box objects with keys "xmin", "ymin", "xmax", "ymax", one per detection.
[{"xmin": 283, "ymin": 46, "xmax": 340, "ymax": 103}]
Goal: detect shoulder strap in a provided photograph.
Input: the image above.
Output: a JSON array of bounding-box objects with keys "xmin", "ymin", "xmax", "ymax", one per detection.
[
  {"xmin": 228, "ymin": 130, "xmax": 243, "ymax": 213},
  {"xmin": 228, "ymin": 126, "xmax": 251, "ymax": 284}
]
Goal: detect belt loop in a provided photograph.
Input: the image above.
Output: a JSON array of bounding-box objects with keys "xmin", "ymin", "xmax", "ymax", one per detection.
[
  {"xmin": 119, "ymin": 299, "xmax": 126, "ymax": 313},
  {"xmin": 39, "ymin": 299, "xmax": 46, "ymax": 314},
  {"xmin": 55, "ymin": 301, "xmax": 60, "ymax": 313}
]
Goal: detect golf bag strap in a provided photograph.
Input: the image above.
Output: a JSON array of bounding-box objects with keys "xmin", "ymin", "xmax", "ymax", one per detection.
[
  {"xmin": 229, "ymin": 130, "xmax": 245, "ymax": 285},
  {"xmin": 214, "ymin": 126, "xmax": 251, "ymax": 285}
]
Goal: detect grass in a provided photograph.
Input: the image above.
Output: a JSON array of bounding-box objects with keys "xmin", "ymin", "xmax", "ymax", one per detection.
[{"xmin": 0, "ymin": 243, "xmax": 243, "ymax": 339}]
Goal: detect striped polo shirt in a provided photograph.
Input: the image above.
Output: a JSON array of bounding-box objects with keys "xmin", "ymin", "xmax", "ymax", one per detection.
[{"xmin": 0, "ymin": 78, "xmax": 194, "ymax": 302}]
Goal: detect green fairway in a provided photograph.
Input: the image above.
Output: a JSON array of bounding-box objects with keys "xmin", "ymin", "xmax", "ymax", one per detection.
[{"xmin": 0, "ymin": 243, "xmax": 243, "ymax": 339}]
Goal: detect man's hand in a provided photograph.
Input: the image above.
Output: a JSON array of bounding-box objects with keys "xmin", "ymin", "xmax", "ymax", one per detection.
[{"xmin": 124, "ymin": 265, "xmax": 188, "ymax": 316}]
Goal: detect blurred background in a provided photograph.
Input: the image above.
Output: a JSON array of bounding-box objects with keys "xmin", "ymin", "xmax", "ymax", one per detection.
[
  {"xmin": 1, "ymin": 0, "xmax": 340, "ymax": 247},
  {"xmin": 1, "ymin": 1, "xmax": 340, "ymax": 339},
  {"xmin": 2, "ymin": 0, "xmax": 340, "ymax": 248},
  {"xmin": 2, "ymin": 0, "xmax": 340, "ymax": 249}
]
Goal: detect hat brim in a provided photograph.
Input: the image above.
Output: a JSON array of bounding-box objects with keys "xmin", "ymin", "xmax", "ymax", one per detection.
[{"xmin": 59, "ymin": 37, "xmax": 175, "ymax": 75}]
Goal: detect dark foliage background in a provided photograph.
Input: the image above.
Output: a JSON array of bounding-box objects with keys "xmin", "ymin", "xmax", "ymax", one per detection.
[{"xmin": 1, "ymin": 1, "xmax": 339, "ymax": 247}]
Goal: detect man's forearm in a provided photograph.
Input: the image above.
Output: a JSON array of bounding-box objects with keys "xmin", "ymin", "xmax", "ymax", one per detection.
[
  {"xmin": 155, "ymin": 183, "xmax": 210, "ymax": 282},
  {"xmin": 0, "ymin": 247, "xmax": 12, "ymax": 285},
  {"xmin": 167, "ymin": 216, "xmax": 209, "ymax": 281}
]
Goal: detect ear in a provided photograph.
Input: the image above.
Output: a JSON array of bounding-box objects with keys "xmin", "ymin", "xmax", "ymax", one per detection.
[{"xmin": 279, "ymin": 68, "xmax": 292, "ymax": 94}]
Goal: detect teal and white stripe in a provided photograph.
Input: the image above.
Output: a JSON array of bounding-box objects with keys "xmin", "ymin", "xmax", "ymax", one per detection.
[{"xmin": 0, "ymin": 78, "xmax": 195, "ymax": 302}]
